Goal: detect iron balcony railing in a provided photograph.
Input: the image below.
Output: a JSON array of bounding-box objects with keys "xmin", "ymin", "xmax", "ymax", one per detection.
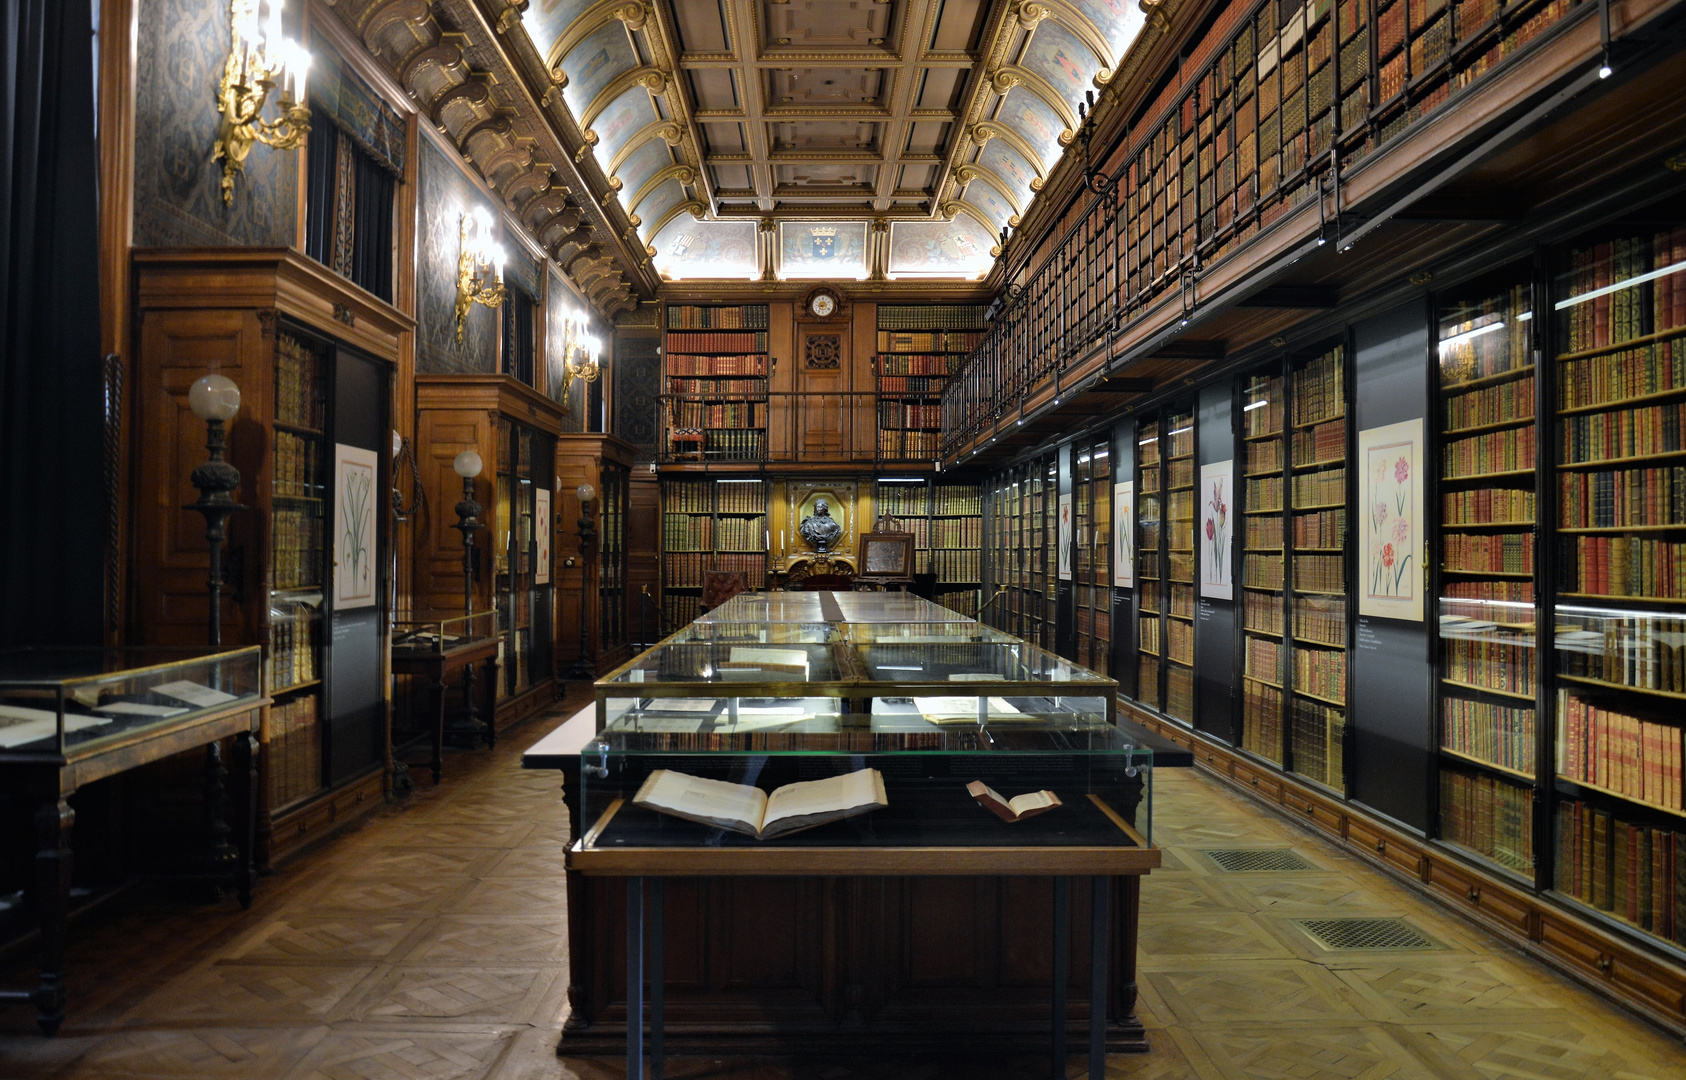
[{"xmin": 657, "ymin": 390, "xmax": 949, "ymax": 465}]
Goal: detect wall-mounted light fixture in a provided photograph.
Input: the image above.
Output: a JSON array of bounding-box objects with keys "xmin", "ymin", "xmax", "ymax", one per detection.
[
  {"xmin": 213, "ymin": 0, "xmax": 311, "ymax": 207},
  {"xmin": 559, "ymin": 310, "xmax": 601, "ymax": 406},
  {"xmin": 454, "ymin": 209, "xmax": 507, "ymax": 344}
]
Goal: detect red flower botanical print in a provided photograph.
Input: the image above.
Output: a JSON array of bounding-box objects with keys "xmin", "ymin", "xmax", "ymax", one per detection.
[{"xmin": 1381, "ymin": 543, "xmax": 1395, "ymax": 569}]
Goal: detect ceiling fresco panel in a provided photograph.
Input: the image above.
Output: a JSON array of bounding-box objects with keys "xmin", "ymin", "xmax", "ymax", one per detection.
[
  {"xmin": 561, "ymin": 20, "xmax": 640, "ymax": 115},
  {"xmin": 524, "ymin": 0, "xmax": 598, "ymax": 62},
  {"xmin": 994, "ymin": 87, "xmax": 1065, "ymax": 165},
  {"xmin": 594, "ymin": 88, "xmax": 659, "ymax": 162},
  {"xmin": 616, "ymin": 138, "xmax": 676, "ymax": 200},
  {"xmin": 652, "ymin": 215, "xmax": 759, "ymax": 278},
  {"xmin": 635, "ymin": 178, "xmax": 688, "ymax": 238},
  {"xmin": 1019, "ymin": 18, "xmax": 1103, "ymax": 104},
  {"xmin": 976, "ymin": 138, "xmax": 1038, "ymax": 201},
  {"xmin": 888, "ymin": 215, "xmax": 994, "ymax": 277},
  {"xmin": 780, "ymin": 221, "xmax": 870, "ymax": 278}
]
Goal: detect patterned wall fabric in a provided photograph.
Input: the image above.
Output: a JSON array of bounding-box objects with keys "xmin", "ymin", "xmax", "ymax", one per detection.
[
  {"xmin": 613, "ymin": 335, "xmax": 662, "ymax": 456},
  {"xmin": 132, "ymin": 0, "xmax": 296, "ymax": 247},
  {"xmin": 416, "ymin": 136, "xmax": 497, "ymax": 373},
  {"xmin": 309, "ymin": 31, "xmax": 407, "ymax": 177}
]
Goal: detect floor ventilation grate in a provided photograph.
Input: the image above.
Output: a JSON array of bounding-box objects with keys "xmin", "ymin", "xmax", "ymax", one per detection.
[
  {"xmin": 1293, "ymin": 917, "xmax": 1440, "ymax": 951},
  {"xmin": 1202, "ymin": 848, "xmax": 1316, "ymax": 872}
]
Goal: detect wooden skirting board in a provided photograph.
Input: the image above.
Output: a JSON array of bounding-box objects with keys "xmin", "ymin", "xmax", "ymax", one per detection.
[
  {"xmin": 1124, "ymin": 703, "xmax": 1686, "ymax": 1037},
  {"xmin": 265, "ymin": 767, "xmax": 385, "ymax": 868}
]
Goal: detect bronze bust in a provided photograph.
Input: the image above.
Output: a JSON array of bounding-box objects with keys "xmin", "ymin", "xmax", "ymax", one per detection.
[{"xmin": 798, "ymin": 499, "xmax": 843, "ymax": 553}]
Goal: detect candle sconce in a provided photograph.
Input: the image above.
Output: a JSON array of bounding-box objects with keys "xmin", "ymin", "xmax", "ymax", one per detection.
[
  {"xmin": 455, "ymin": 209, "xmax": 507, "ymax": 344},
  {"xmin": 213, "ymin": 0, "xmax": 311, "ymax": 207}
]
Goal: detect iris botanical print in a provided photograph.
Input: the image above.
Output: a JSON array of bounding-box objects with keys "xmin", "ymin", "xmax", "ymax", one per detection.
[
  {"xmin": 1200, "ymin": 460, "xmax": 1233, "ymax": 599},
  {"xmin": 1358, "ymin": 419, "xmax": 1424, "ymax": 620}
]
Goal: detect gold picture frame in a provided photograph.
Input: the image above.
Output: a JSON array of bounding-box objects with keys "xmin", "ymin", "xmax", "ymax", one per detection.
[{"xmin": 856, "ymin": 532, "xmax": 915, "ymax": 585}]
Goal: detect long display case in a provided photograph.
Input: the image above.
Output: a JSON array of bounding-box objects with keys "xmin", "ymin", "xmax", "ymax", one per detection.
[{"xmin": 532, "ymin": 592, "xmax": 1157, "ymax": 1057}]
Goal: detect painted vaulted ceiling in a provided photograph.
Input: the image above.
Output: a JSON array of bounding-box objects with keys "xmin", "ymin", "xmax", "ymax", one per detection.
[
  {"xmin": 519, "ymin": 0, "xmax": 1151, "ymax": 280},
  {"xmin": 331, "ymin": 1, "xmax": 1154, "ymax": 296}
]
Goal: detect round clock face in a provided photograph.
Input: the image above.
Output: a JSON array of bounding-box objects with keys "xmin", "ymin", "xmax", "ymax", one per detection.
[{"xmin": 810, "ymin": 292, "xmax": 836, "ymax": 318}]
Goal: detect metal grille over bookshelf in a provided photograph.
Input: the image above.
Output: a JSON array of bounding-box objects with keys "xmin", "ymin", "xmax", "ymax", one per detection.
[
  {"xmin": 269, "ymin": 330, "xmax": 326, "ymax": 812},
  {"xmin": 875, "ymin": 479, "xmax": 983, "ymax": 617},
  {"xmin": 661, "ymin": 477, "xmax": 768, "ymax": 630},
  {"xmin": 1074, "ymin": 440, "xmax": 1114, "ymax": 673},
  {"xmin": 1550, "ymin": 221, "xmax": 1686, "ymax": 950},
  {"xmin": 1242, "ymin": 367, "xmax": 1287, "ymax": 764},
  {"xmin": 1166, "ymin": 408, "xmax": 1197, "ymax": 722},
  {"xmin": 1137, "ymin": 420, "xmax": 1164, "ymax": 712},
  {"xmin": 940, "ymin": 0, "xmax": 1593, "ymax": 459},
  {"xmin": 983, "ymin": 456, "xmax": 1054, "ymax": 649},
  {"xmin": 876, "ymin": 306, "xmax": 986, "ymax": 462},
  {"xmin": 664, "ymin": 304, "xmax": 770, "ymax": 462},
  {"xmin": 1289, "ymin": 345, "xmax": 1348, "ymax": 791},
  {"xmin": 1435, "ymin": 269, "xmax": 1539, "ymax": 875}
]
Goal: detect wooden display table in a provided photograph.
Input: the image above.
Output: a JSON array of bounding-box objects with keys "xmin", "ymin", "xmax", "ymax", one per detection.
[
  {"xmin": 390, "ymin": 633, "xmax": 500, "ymax": 784},
  {"xmin": 0, "ymin": 696, "xmax": 264, "ymax": 1035},
  {"xmin": 569, "ymin": 796, "xmax": 1159, "ymax": 1079}
]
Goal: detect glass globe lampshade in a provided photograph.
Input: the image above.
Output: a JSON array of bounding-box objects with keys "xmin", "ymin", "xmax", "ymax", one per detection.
[
  {"xmin": 453, "ymin": 450, "xmax": 483, "ymax": 479},
  {"xmin": 188, "ymin": 374, "xmax": 241, "ymax": 422},
  {"xmin": 577, "ymin": 484, "xmax": 596, "ymax": 503}
]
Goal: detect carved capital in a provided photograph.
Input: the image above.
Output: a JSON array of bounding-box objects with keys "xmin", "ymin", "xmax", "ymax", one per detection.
[
  {"xmin": 989, "ymin": 69, "xmax": 1021, "ymax": 95},
  {"xmin": 968, "ymin": 124, "xmax": 994, "ymax": 146},
  {"xmin": 614, "ymin": 2, "xmax": 649, "ymax": 31},
  {"xmin": 656, "ymin": 121, "xmax": 683, "ymax": 145},
  {"xmin": 1016, "ymin": 2, "xmax": 1049, "ymax": 29},
  {"xmin": 638, "ymin": 69, "xmax": 668, "ymax": 94},
  {"xmin": 952, "ymin": 164, "xmax": 979, "ymax": 184},
  {"xmin": 496, "ymin": 0, "xmax": 529, "ymax": 35},
  {"xmin": 938, "ymin": 201, "xmax": 964, "ymax": 221},
  {"xmin": 671, "ymin": 165, "xmax": 697, "ymax": 185}
]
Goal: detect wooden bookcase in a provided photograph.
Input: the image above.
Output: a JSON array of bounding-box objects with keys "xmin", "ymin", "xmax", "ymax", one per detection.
[
  {"xmin": 131, "ymin": 249, "xmax": 407, "ymax": 867},
  {"xmin": 874, "ymin": 305, "xmax": 987, "ymax": 462},
  {"xmin": 1073, "ymin": 438, "xmax": 1114, "ymax": 674},
  {"xmin": 984, "ymin": 453, "xmax": 1056, "ymax": 650},
  {"xmin": 556, "ymin": 434, "xmax": 636, "ymax": 677},
  {"xmin": 659, "ymin": 476, "xmax": 769, "ymax": 630},
  {"xmin": 1135, "ymin": 418, "xmax": 1164, "ymax": 713},
  {"xmin": 1434, "ymin": 266, "xmax": 1540, "ymax": 877},
  {"xmin": 664, "ymin": 304, "xmax": 770, "ymax": 462},
  {"xmin": 873, "ymin": 480, "xmax": 983, "ymax": 617},
  {"xmin": 1241, "ymin": 366, "xmax": 1287, "ymax": 764},
  {"xmin": 414, "ymin": 375, "xmax": 562, "ymax": 729},
  {"xmin": 1547, "ymin": 221, "xmax": 1686, "ymax": 952}
]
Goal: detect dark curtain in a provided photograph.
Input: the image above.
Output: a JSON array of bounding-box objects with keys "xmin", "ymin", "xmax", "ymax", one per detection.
[
  {"xmin": 351, "ymin": 150, "xmax": 393, "ymax": 303},
  {"xmin": 503, "ymin": 288, "xmax": 535, "ymax": 386},
  {"xmin": 303, "ymin": 117, "xmax": 338, "ymax": 268},
  {"xmin": 0, "ymin": 0, "xmax": 104, "ymax": 646}
]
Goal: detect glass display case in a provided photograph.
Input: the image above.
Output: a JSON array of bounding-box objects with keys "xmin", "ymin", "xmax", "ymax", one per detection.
[
  {"xmin": 0, "ymin": 647, "xmax": 263, "ymax": 757},
  {"xmin": 582, "ymin": 593, "xmax": 1148, "ymax": 853}
]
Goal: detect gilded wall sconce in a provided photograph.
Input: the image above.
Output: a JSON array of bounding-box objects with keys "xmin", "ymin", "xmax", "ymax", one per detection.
[
  {"xmin": 213, "ymin": 0, "xmax": 311, "ymax": 207},
  {"xmin": 558, "ymin": 310, "xmax": 601, "ymax": 405},
  {"xmin": 455, "ymin": 208, "xmax": 507, "ymax": 344}
]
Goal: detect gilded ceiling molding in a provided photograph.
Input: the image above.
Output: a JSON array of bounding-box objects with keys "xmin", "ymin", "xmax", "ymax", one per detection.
[
  {"xmin": 501, "ymin": 161, "xmax": 555, "ymax": 206},
  {"xmin": 478, "ymin": 137, "xmax": 537, "ymax": 177},
  {"xmin": 994, "ymin": 64, "xmax": 1079, "ymax": 131},
  {"xmin": 495, "ymin": 0, "xmax": 530, "ymax": 36},
  {"xmin": 429, "ymin": 77, "xmax": 496, "ymax": 129},
  {"xmin": 604, "ymin": 119, "xmax": 683, "ymax": 176},
  {"xmin": 1028, "ymin": 2, "xmax": 1124, "ymax": 77},
  {"xmin": 972, "ymin": 120, "xmax": 1050, "ymax": 181},
  {"xmin": 961, "ymin": 167, "xmax": 1026, "ymax": 217},
  {"xmin": 579, "ymin": 66, "xmax": 668, "ymax": 133},
  {"xmin": 626, "ymin": 164, "xmax": 695, "ymax": 216},
  {"xmin": 359, "ymin": 0, "xmax": 432, "ymax": 43},
  {"xmin": 542, "ymin": 0, "xmax": 635, "ymax": 68},
  {"xmin": 398, "ymin": 34, "xmax": 468, "ymax": 87},
  {"xmin": 612, "ymin": 2, "xmax": 649, "ymax": 33}
]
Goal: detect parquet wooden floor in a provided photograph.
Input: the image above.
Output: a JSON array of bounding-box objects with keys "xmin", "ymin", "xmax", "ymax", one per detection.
[{"xmin": 3, "ymin": 693, "xmax": 1683, "ymax": 1079}]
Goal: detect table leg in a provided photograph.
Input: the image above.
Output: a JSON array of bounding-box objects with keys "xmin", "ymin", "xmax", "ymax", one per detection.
[
  {"xmin": 460, "ymin": 661, "xmax": 480, "ymax": 748},
  {"xmin": 650, "ymin": 878, "xmax": 664, "ymax": 1080},
  {"xmin": 1051, "ymin": 876, "xmax": 1069, "ymax": 1079},
  {"xmin": 234, "ymin": 730, "xmax": 258, "ymax": 910},
  {"xmin": 482, "ymin": 656, "xmax": 499, "ymax": 749},
  {"xmin": 204, "ymin": 741, "xmax": 237, "ymax": 890},
  {"xmin": 627, "ymin": 877, "xmax": 644, "ymax": 1080},
  {"xmin": 33, "ymin": 795, "xmax": 73, "ymax": 1036},
  {"xmin": 429, "ymin": 672, "xmax": 446, "ymax": 785},
  {"xmin": 1089, "ymin": 876, "xmax": 1109, "ymax": 1078}
]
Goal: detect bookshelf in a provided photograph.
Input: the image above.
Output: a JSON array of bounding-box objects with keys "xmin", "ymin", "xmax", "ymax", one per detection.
[
  {"xmin": 1242, "ymin": 367, "xmax": 1287, "ymax": 764},
  {"xmin": 876, "ymin": 305, "xmax": 987, "ymax": 461},
  {"xmin": 664, "ymin": 304, "xmax": 770, "ymax": 462},
  {"xmin": 1550, "ymin": 222, "xmax": 1686, "ymax": 949},
  {"xmin": 875, "ymin": 479, "xmax": 984, "ymax": 617},
  {"xmin": 1136, "ymin": 418, "xmax": 1164, "ymax": 712},
  {"xmin": 660, "ymin": 476, "xmax": 769, "ymax": 630},
  {"xmin": 268, "ymin": 329, "xmax": 327, "ymax": 812},
  {"xmin": 1288, "ymin": 345, "xmax": 1348, "ymax": 791},
  {"xmin": 1165, "ymin": 408, "xmax": 1196, "ymax": 723},
  {"xmin": 1435, "ymin": 269, "xmax": 1539, "ymax": 875},
  {"xmin": 1072, "ymin": 440, "xmax": 1114, "ymax": 673},
  {"xmin": 985, "ymin": 457, "xmax": 1054, "ymax": 648}
]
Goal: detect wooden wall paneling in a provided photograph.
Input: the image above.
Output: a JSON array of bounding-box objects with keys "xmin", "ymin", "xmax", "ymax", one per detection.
[
  {"xmin": 413, "ymin": 408, "xmax": 492, "ymax": 618},
  {"xmin": 132, "ymin": 308, "xmax": 270, "ymax": 648}
]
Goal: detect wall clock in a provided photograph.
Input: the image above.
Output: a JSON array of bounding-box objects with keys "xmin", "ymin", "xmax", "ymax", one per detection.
[{"xmin": 805, "ymin": 286, "xmax": 841, "ymax": 320}]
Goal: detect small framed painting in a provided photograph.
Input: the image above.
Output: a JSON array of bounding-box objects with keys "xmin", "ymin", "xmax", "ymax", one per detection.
[
  {"xmin": 1113, "ymin": 480, "xmax": 1134, "ymax": 589},
  {"xmin": 858, "ymin": 532, "xmax": 916, "ymax": 584},
  {"xmin": 1358, "ymin": 418, "xmax": 1424, "ymax": 621},
  {"xmin": 332, "ymin": 444, "xmax": 379, "ymax": 610},
  {"xmin": 1199, "ymin": 460, "xmax": 1234, "ymax": 600},
  {"xmin": 535, "ymin": 488, "xmax": 552, "ymax": 585},
  {"xmin": 1057, "ymin": 493, "xmax": 1074, "ymax": 580}
]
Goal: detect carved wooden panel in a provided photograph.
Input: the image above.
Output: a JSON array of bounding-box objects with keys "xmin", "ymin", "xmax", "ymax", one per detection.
[{"xmin": 805, "ymin": 333, "xmax": 841, "ymax": 369}]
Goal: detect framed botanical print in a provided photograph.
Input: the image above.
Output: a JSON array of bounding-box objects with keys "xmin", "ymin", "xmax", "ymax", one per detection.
[{"xmin": 332, "ymin": 444, "xmax": 379, "ymax": 610}]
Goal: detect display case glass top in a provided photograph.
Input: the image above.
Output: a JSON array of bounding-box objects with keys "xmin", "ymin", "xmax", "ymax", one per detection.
[{"xmin": 0, "ymin": 647, "xmax": 263, "ymax": 758}]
